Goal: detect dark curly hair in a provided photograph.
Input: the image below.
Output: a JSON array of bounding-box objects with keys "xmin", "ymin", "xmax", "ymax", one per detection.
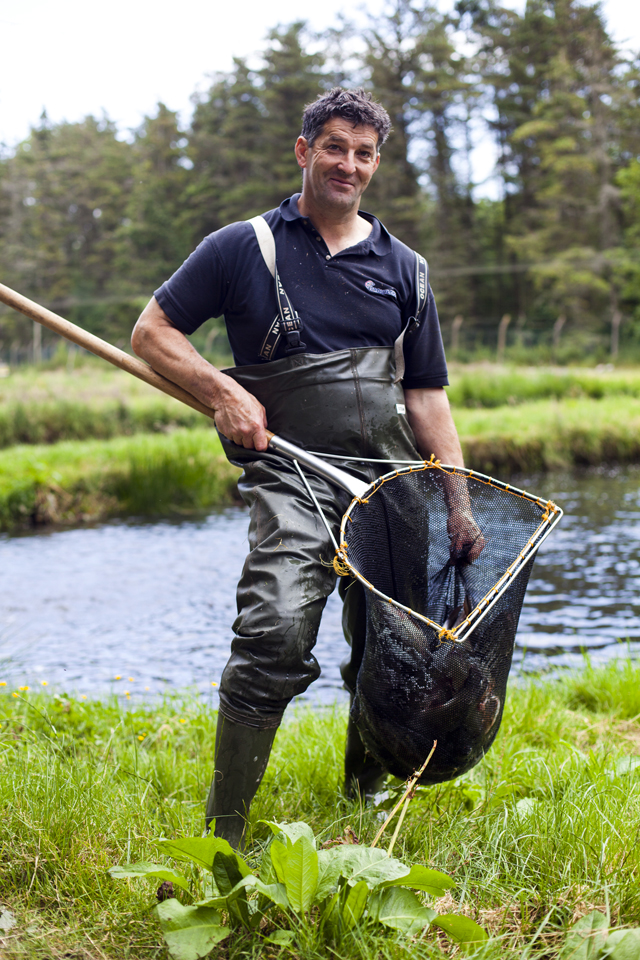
[{"xmin": 301, "ymin": 87, "xmax": 392, "ymax": 150}]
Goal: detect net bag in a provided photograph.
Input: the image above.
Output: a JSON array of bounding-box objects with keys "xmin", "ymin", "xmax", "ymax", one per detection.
[{"xmin": 335, "ymin": 460, "xmax": 562, "ymax": 785}]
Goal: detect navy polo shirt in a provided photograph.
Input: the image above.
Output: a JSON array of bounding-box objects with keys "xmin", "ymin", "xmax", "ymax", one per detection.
[{"xmin": 155, "ymin": 194, "xmax": 448, "ymax": 389}]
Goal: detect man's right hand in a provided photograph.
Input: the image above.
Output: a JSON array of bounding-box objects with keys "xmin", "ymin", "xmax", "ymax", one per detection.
[
  {"xmin": 132, "ymin": 297, "xmax": 269, "ymax": 452},
  {"xmin": 211, "ymin": 375, "xmax": 269, "ymax": 451}
]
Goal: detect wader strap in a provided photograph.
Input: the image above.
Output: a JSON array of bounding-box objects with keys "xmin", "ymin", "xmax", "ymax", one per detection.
[
  {"xmin": 248, "ymin": 215, "xmax": 307, "ymax": 360},
  {"xmin": 393, "ymin": 251, "xmax": 429, "ymax": 384}
]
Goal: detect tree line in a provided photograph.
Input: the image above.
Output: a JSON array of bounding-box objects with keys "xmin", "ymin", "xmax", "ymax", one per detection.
[{"xmin": 1, "ymin": 0, "xmax": 640, "ymax": 364}]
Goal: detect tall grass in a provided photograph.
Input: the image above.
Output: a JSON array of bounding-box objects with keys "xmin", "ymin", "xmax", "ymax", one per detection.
[
  {"xmin": 456, "ymin": 395, "xmax": 640, "ymax": 475},
  {"xmin": 446, "ymin": 364, "xmax": 640, "ymax": 408},
  {"xmin": 1, "ymin": 659, "xmax": 640, "ymax": 958},
  {"xmin": 0, "ymin": 429, "xmax": 240, "ymax": 531},
  {"xmin": 3, "ymin": 362, "xmax": 640, "ymax": 448},
  {"xmin": 1, "ymin": 395, "xmax": 639, "ymax": 530}
]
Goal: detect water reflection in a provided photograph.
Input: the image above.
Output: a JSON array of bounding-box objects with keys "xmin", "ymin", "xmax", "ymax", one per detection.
[
  {"xmin": 1, "ymin": 467, "xmax": 639, "ymax": 700},
  {"xmin": 514, "ymin": 466, "xmax": 640, "ymax": 673}
]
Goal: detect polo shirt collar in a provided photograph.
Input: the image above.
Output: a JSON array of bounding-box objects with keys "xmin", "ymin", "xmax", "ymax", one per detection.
[{"xmin": 279, "ymin": 193, "xmax": 392, "ymax": 257}]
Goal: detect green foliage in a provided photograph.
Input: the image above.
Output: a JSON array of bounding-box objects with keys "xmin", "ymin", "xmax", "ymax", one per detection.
[
  {"xmin": 559, "ymin": 911, "xmax": 640, "ymax": 960},
  {"xmin": 0, "ymin": 428, "xmax": 240, "ymax": 531},
  {"xmin": 2, "ymin": 661, "xmax": 640, "ymax": 956},
  {"xmin": 109, "ymin": 818, "xmax": 478, "ymax": 956},
  {"xmin": 2, "ymin": 3, "xmax": 640, "ymax": 362}
]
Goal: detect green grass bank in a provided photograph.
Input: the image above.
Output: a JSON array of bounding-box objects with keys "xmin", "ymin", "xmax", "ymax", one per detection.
[
  {"xmin": 0, "ymin": 429, "xmax": 239, "ymax": 530},
  {"xmin": 1, "ymin": 394, "xmax": 639, "ymax": 530},
  {"xmin": 2, "ymin": 361, "xmax": 640, "ymax": 530},
  {"xmin": 2, "ymin": 362, "xmax": 640, "ymax": 449},
  {"xmin": 1, "ymin": 659, "xmax": 639, "ymax": 958}
]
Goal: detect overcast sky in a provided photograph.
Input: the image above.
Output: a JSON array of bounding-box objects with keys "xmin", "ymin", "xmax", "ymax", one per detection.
[{"xmin": 1, "ymin": 0, "xmax": 639, "ymax": 191}]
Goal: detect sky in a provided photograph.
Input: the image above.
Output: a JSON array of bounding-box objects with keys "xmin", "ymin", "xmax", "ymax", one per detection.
[{"xmin": 1, "ymin": 0, "xmax": 639, "ymax": 190}]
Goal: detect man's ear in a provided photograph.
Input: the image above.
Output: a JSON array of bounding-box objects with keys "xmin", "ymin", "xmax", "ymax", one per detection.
[{"xmin": 294, "ymin": 136, "xmax": 309, "ymax": 170}]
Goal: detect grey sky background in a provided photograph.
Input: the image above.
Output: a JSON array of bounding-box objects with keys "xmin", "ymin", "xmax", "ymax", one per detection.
[{"xmin": 1, "ymin": 0, "xmax": 638, "ymax": 197}]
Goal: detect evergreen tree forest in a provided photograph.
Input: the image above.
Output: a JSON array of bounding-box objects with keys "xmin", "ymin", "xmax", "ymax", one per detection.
[{"xmin": 2, "ymin": 0, "xmax": 640, "ymax": 364}]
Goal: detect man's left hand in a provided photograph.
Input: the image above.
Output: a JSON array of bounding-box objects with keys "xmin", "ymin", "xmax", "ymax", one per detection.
[{"xmin": 447, "ymin": 507, "xmax": 486, "ymax": 564}]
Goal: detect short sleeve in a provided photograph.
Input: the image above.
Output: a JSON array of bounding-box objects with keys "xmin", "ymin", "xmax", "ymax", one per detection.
[
  {"xmin": 401, "ymin": 285, "xmax": 449, "ymax": 389},
  {"xmin": 154, "ymin": 235, "xmax": 229, "ymax": 335}
]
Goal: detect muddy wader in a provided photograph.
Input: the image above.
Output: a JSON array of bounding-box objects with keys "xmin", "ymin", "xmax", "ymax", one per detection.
[{"xmin": 205, "ymin": 218, "xmax": 427, "ymax": 847}]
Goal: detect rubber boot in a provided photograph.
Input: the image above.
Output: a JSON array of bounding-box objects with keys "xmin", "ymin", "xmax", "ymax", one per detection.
[
  {"xmin": 205, "ymin": 715, "xmax": 278, "ymax": 849},
  {"xmin": 344, "ymin": 704, "xmax": 387, "ymax": 801}
]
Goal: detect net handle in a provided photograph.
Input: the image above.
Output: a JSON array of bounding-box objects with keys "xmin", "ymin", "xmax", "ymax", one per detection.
[{"xmin": 266, "ymin": 431, "xmax": 370, "ymax": 499}]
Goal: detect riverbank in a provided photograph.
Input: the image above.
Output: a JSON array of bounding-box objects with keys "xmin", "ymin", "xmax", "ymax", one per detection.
[
  {"xmin": 1, "ymin": 659, "xmax": 639, "ymax": 958},
  {"xmin": 1, "ymin": 361, "xmax": 640, "ymax": 449},
  {"xmin": 0, "ymin": 429, "xmax": 239, "ymax": 529},
  {"xmin": 1, "ymin": 394, "xmax": 639, "ymax": 531}
]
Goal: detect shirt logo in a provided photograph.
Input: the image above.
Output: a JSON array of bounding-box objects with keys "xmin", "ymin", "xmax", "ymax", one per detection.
[{"xmin": 365, "ymin": 280, "xmax": 397, "ymax": 299}]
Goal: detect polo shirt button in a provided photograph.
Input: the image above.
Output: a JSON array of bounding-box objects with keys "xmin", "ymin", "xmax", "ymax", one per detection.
[
  {"xmin": 316, "ymin": 236, "xmax": 322, "ymax": 241},
  {"xmin": 325, "ymin": 255, "xmax": 331, "ymax": 260}
]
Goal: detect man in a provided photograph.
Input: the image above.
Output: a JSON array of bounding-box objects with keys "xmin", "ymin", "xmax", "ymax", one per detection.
[{"xmin": 132, "ymin": 87, "xmax": 480, "ymax": 848}]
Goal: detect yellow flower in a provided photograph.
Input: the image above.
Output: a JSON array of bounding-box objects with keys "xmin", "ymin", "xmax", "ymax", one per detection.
[
  {"xmin": 19, "ymin": 685, "xmax": 29, "ymax": 691},
  {"xmin": 144, "ymin": 686, "xmax": 150, "ymax": 691},
  {"xmin": 114, "ymin": 675, "xmax": 122, "ymax": 680},
  {"xmin": 211, "ymin": 682, "xmax": 218, "ymax": 687},
  {"xmin": 138, "ymin": 734, "xmax": 146, "ymax": 741},
  {"xmin": 128, "ymin": 677, "xmax": 134, "ymax": 682},
  {"xmin": 41, "ymin": 681, "xmax": 48, "ymax": 686},
  {"xmin": 12, "ymin": 692, "xmax": 18, "ymax": 697},
  {"xmin": 124, "ymin": 691, "xmax": 130, "ymax": 696},
  {"xmin": 81, "ymin": 694, "xmax": 87, "ymax": 700},
  {"xmin": 179, "ymin": 718, "xmax": 186, "ymax": 724},
  {"xmin": 0, "ymin": 681, "xmax": 6, "ymax": 686}
]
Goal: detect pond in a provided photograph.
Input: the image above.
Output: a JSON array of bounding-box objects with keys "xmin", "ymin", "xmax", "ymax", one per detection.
[{"xmin": 2, "ymin": 467, "xmax": 639, "ymax": 703}]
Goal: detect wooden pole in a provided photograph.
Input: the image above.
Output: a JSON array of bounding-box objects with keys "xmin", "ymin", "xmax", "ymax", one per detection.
[
  {"xmin": 496, "ymin": 313, "xmax": 511, "ymax": 362},
  {"xmin": 0, "ymin": 282, "xmax": 216, "ymax": 422}
]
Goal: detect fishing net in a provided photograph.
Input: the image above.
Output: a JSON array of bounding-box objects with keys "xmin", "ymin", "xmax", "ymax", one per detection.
[{"xmin": 334, "ymin": 460, "xmax": 562, "ymax": 785}]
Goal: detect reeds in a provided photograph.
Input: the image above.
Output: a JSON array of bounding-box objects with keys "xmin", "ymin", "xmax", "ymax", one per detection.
[{"xmin": 0, "ymin": 429, "xmax": 241, "ymax": 530}]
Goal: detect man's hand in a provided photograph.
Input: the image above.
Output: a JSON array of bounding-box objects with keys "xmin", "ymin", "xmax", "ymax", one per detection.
[
  {"xmin": 405, "ymin": 386, "xmax": 485, "ymax": 563},
  {"xmin": 210, "ymin": 375, "xmax": 269, "ymax": 451},
  {"xmin": 132, "ymin": 297, "xmax": 269, "ymax": 451},
  {"xmin": 447, "ymin": 507, "xmax": 486, "ymax": 563}
]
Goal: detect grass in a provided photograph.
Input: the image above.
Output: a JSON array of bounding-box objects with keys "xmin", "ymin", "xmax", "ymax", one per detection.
[
  {"xmin": 445, "ymin": 363, "xmax": 640, "ymax": 408},
  {"xmin": 0, "ymin": 364, "xmax": 205, "ymax": 448},
  {"xmin": 3, "ymin": 361, "xmax": 640, "ymax": 448},
  {"xmin": 2, "ymin": 361, "xmax": 640, "ymax": 530},
  {"xmin": 455, "ymin": 394, "xmax": 640, "ymax": 475},
  {"xmin": 1, "ymin": 394, "xmax": 639, "ymax": 530},
  {"xmin": 1, "ymin": 658, "xmax": 640, "ymax": 958},
  {"xmin": 0, "ymin": 429, "xmax": 241, "ymax": 530}
]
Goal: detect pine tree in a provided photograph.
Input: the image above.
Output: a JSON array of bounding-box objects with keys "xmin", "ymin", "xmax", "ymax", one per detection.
[{"xmin": 122, "ymin": 103, "xmax": 192, "ymax": 289}]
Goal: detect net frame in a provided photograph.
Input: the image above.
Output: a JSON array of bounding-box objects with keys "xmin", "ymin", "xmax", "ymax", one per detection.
[{"xmin": 334, "ymin": 457, "xmax": 563, "ymax": 645}]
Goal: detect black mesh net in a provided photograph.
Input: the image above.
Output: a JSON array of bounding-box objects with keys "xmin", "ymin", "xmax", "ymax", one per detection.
[{"xmin": 342, "ymin": 467, "xmax": 551, "ymax": 785}]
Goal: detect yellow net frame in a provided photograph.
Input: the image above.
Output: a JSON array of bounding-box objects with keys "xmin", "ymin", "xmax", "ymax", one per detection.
[{"xmin": 335, "ymin": 457, "xmax": 563, "ymax": 645}]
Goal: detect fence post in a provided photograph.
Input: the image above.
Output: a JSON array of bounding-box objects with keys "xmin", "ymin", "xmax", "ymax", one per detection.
[
  {"xmin": 611, "ymin": 308, "xmax": 622, "ymax": 358},
  {"xmin": 451, "ymin": 314, "xmax": 464, "ymax": 353},
  {"xmin": 33, "ymin": 320, "xmax": 42, "ymax": 365},
  {"xmin": 552, "ymin": 314, "xmax": 566, "ymax": 349},
  {"xmin": 496, "ymin": 314, "xmax": 511, "ymax": 362}
]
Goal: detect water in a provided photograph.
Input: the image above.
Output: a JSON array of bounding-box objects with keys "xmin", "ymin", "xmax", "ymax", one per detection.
[{"xmin": 2, "ymin": 467, "xmax": 639, "ymax": 702}]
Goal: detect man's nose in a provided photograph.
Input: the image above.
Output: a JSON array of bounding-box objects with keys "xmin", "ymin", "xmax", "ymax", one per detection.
[{"xmin": 337, "ymin": 150, "xmax": 357, "ymax": 174}]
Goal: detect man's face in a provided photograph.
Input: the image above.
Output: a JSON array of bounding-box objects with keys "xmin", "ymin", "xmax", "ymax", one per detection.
[{"xmin": 295, "ymin": 117, "xmax": 380, "ymax": 213}]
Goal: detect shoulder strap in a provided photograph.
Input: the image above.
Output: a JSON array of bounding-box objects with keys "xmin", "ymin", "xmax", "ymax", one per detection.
[
  {"xmin": 247, "ymin": 215, "xmax": 306, "ymax": 358},
  {"xmin": 248, "ymin": 215, "xmax": 276, "ymax": 278},
  {"xmin": 393, "ymin": 250, "xmax": 430, "ymax": 384},
  {"xmin": 414, "ymin": 251, "xmax": 429, "ymax": 319}
]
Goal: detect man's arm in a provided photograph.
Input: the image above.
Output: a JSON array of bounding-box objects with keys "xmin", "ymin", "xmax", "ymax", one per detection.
[
  {"xmin": 404, "ymin": 386, "xmax": 463, "ymax": 467},
  {"xmin": 131, "ymin": 297, "xmax": 270, "ymax": 450},
  {"xmin": 405, "ymin": 387, "xmax": 484, "ymax": 561}
]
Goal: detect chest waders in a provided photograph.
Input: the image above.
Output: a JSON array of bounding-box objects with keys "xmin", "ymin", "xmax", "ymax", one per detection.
[{"xmin": 206, "ymin": 218, "xmax": 428, "ymax": 847}]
